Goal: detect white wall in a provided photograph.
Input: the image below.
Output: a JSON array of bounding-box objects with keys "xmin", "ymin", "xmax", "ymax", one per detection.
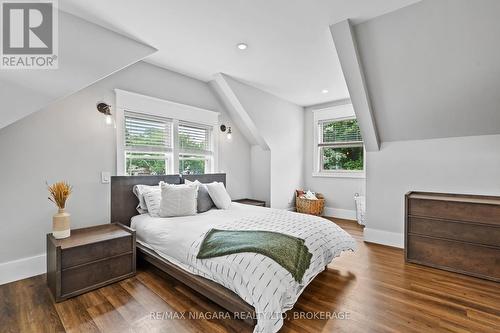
[
  {"xmin": 223, "ymin": 76, "xmax": 304, "ymax": 209},
  {"xmin": 365, "ymin": 135, "xmax": 500, "ymax": 247},
  {"xmin": 250, "ymin": 145, "xmax": 271, "ymax": 206},
  {"xmin": 303, "ymin": 100, "xmax": 365, "ymax": 219},
  {"xmin": 0, "ymin": 61, "xmax": 252, "ymax": 284},
  {"xmin": 354, "ymin": 0, "xmax": 500, "ymax": 142}
]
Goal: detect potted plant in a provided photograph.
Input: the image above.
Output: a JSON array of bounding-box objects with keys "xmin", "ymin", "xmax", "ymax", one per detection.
[{"xmin": 47, "ymin": 181, "xmax": 72, "ymax": 239}]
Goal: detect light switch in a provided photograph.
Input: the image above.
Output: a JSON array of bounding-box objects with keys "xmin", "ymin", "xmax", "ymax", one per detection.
[{"xmin": 101, "ymin": 171, "xmax": 111, "ymax": 184}]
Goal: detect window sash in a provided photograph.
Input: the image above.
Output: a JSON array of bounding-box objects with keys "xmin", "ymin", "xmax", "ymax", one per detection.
[
  {"xmin": 319, "ymin": 118, "xmax": 362, "ymax": 144},
  {"xmin": 317, "ymin": 118, "xmax": 365, "ymax": 173},
  {"xmin": 318, "ymin": 146, "xmax": 365, "ymax": 172},
  {"xmin": 179, "ymin": 154, "xmax": 211, "ymax": 175},
  {"xmin": 318, "ymin": 142, "xmax": 363, "ymax": 148},
  {"xmin": 123, "ymin": 113, "xmax": 214, "ymax": 175},
  {"xmin": 125, "ymin": 151, "xmax": 172, "ymax": 175},
  {"xmin": 178, "ymin": 121, "xmax": 212, "ymax": 155},
  {"xmin": 124, "ymin": 112, "xmax": 173, "ymax": 153}
]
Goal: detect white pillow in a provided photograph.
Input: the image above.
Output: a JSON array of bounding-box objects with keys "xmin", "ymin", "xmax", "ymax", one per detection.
[
  {"xmin": 206, "ymin": 182, "xmax": 232, "ymax": 209},
  {"xmin": 159, "ymin": 183, "xmax": 198, "ymax": 217},
  {"xmin": 132, "ymin": 184, "xmax": 159, "ymax": 213},
  {"xmin": 142, "ymin": 188, "xmax": 162, "ymax": 217}
]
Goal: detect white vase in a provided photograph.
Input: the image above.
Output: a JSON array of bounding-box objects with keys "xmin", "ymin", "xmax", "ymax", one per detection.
[{"xmin": 53, "ymin": 208, "xmax": 71, "ymax": 239}]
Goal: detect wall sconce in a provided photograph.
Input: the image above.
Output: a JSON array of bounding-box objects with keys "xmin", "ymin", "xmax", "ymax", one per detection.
[
  {"xmin": 220, "ymin": 124, "xmax": 232, "ymax": 140},
  {"xmin": 97, "ymin": 102, "xmax": 113, "ymax": 125}
]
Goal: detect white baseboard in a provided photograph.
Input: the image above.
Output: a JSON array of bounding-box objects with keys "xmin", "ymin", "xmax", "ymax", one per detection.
[
  {"xmin": 0, "ymin": 254, "xmax": 46, "ymax": 285},
  {"xmin": 323, "ymin": 207, "xmax": 357, "ymax": 221},
  {"xmin": 364, "ymin": 228, "xmax": 404, "ymax": 248}
]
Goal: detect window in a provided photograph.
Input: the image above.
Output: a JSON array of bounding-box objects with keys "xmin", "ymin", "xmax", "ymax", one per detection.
[
  {"xmin": 313, "ymin": 104, "xmax": 365, "ymax": 178},
  {"xmin": 178, "ymin": 121, "xmax": 212, "ymax": 175},
  {"xmin": 124, "ymin": 114, "xmax": 173, "ymax": 175},
  {"xmin": 320, "ymin": 119, "xmax": 363, "ymax": 171},
  {"xmin": 123, "ymin": 113, "xmax": 213, "ymax": 176}
]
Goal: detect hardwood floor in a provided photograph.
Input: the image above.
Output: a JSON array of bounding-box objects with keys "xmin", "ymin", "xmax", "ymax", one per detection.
[{"xmin": 1, "ymin": 219, "xmax": 499, "ymax": 333}]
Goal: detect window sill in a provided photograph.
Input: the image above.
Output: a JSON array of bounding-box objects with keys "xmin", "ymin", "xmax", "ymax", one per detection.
[{"xmin": 312, "ymin": 172, "xmax": 366, "ymax": 179}]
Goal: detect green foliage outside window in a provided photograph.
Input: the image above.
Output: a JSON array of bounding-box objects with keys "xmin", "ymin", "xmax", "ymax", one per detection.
[
  {"xmin": 179, "ymin": 158, "xmax": 206, "ymax": 175},
  {"xmin": 322, "ymin": 147, "xmax": 363, "ymax": 171},
  {"xmin": 126, "ymin": 152, "xmax": 166, "ymax": 175},
  {"xmin": 321, "ymin": 119, "xmax": 364, "ymax": 171}
]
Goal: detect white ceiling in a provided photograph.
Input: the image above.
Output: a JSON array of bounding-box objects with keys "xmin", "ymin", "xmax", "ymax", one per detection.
[{"xmin": 61, "ymin": 0, "xmax": 420, "ymax": 106}]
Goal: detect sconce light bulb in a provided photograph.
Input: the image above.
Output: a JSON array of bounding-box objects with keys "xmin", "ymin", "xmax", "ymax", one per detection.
[
  {"xmin": 105, "ymin": 114, "xmax": 113, "ymax": 125},
  {"xmin": 227, "ymin": 132, "xmax": 232, "ymax": 140}
]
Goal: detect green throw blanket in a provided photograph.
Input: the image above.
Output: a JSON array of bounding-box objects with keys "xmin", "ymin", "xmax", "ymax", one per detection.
[{"xmin": 196, "ymin": 229, "xmax": 312, "ymax": 283}]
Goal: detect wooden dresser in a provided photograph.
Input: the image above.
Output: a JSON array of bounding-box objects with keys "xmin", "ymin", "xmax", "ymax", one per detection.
[
  {"xmin": 47, "ymin": 223, "xmax": 136, "ymax": 302},
  {"xmin": 405, "ymin": 192, "xmax": 500, "ymax": 282}
]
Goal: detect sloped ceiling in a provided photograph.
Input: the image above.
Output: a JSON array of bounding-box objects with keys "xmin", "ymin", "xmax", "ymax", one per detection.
[
  {"xmin": 60, "ymin": 0, "xmax": 421, "ymax": 106},
  {"xmin": 0, "ymin": 11, "xmax": 156, "ymax": 130},
  {"xmin": 354, "ymin": 0, "xmax": 500, "ymax": 142}
]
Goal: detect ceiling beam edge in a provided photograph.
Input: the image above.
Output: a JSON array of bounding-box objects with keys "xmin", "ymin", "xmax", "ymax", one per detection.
[
  {"xmin": 330, "ymin": 19, "xmax": 380, "ymax": 151},
  {"xmin": 211, "ymin": 73, "xmax": 269, "ymax": 150}
]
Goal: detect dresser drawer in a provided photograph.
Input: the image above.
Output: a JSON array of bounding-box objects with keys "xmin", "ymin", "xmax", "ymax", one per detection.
[
  {"xmin": 61, "ymin": 235, "xmax": 132, "ymax": 269},
  {"xmin": 61, "ymin": 253, "xmax": 133, "ymax": 296},
  {"xmin": 408, "ymin": 217, "xmax": 500, "ymax": 247},
  {"xmin": 408, "ymin": 198, "xmax": 500, "ymax": 225},
  {"xmin": 407, "ymin": 235, "xmax": 500, "ymax": 281}
]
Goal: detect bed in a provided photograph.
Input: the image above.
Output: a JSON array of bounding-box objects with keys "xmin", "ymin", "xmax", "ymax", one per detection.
[{"xmin": 111, "ymin": 174, "xmax": 356, "ymax": 333}]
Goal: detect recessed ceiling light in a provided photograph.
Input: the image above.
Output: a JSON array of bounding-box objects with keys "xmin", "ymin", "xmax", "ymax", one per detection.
[
  {"xmin": 237, "ymin": 43, "xmax": 248, "ymax": 50},
  {"xmin": 322, "ymin": 89, "xmax": 329, "ymax": 94}
]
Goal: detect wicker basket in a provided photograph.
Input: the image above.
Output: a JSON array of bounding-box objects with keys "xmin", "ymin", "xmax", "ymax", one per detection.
[{"xmin": 296, "ymin": 193, "xmax": 325, "ymax": 216}]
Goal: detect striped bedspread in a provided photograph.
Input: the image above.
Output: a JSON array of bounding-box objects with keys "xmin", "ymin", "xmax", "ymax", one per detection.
[{"xmin": 184, "ymin": 209, "xmax": 356, "ymax": 333}]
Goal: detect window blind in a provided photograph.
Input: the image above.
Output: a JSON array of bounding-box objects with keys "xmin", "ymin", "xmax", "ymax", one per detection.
[
  {"xmin": 178, "ymin": 121, "xmax": 211, "ymax": 155},
  {"xmin": 320, "ymin": 119, "xmax": 362, "ymax": 145},
  {"xmin": 124, "ymin": 113, "xmax": 172, "ymax": 152}
]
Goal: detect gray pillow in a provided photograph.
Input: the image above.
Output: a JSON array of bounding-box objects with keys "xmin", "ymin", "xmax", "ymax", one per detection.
[{"xmin": 185, "ymin": 179, "xmax": 214, "ymax": 213}]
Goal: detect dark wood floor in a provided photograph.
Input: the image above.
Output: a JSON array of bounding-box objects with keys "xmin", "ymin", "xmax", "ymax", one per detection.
[{"xmin": 1, "ymin": 219, "xmax": 499, "ymax": 333}]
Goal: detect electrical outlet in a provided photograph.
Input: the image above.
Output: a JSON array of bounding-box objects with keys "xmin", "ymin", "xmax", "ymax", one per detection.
[{"xmin": 101, "ymin": 171, "xmax": 111, "ymax": 184}]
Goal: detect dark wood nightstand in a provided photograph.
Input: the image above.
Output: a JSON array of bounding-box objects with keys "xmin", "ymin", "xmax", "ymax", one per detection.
[
  {"xmin": 46, "ymin": 223, "xmax": 136, "ymax": 302},
  {"xmin": 232, "ymin": 198, "xmax": 266, "ymax": 207}
]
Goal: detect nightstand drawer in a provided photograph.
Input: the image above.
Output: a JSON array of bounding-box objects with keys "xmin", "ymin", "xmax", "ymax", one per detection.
[
  {"xmin": 61, "ymin": 235, "xmax": 132, "ymax": 269},
  {"xmin": 61, "ymin": 253, "xmax": 133, "ymax": 296}
]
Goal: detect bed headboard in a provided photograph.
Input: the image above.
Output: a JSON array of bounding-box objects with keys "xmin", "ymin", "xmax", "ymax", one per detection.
[{"xmin": 110, "ymin": 173, "xmax": 226, "ymax": 226}]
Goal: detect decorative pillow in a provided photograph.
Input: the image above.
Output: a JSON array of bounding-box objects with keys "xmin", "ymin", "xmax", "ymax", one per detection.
[
  {"xmin": 159, "ymin": 183, "xmax": 198, "ymax": 217},
  {"xmin": 133, "ymin": 184, "xmax": 159, "ymax": 213},
  {"xmin": 142, "ymin": 188, "xmax": 162, "ymax": 217},
  {"xmin": 206, "ymin": 182, "xmax": 232, "ymax": 210},
  {"xmin": 185, "ymin": 179, "xmax": 215, "ymax": 213}
]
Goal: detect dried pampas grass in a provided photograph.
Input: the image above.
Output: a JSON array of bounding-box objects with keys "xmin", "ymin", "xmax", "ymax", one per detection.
[{"xmin": 47, "ymin": 181, "xmax": 72, "ymax": 209}]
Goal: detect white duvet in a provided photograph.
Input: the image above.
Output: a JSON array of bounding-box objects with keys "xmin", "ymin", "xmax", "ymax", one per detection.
[{"xmin": 131, "ymin": 203, "xmax": 356, "ymax": 333}]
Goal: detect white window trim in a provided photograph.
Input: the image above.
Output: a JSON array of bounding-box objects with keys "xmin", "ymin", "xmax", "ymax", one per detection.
[
  {"xmin": 312, "ymin": 104, "xmax": 366, "ymax": 179},
  {"xmin": 115, "ymin": 89, "xmax": 220, "ymax": 176}
]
